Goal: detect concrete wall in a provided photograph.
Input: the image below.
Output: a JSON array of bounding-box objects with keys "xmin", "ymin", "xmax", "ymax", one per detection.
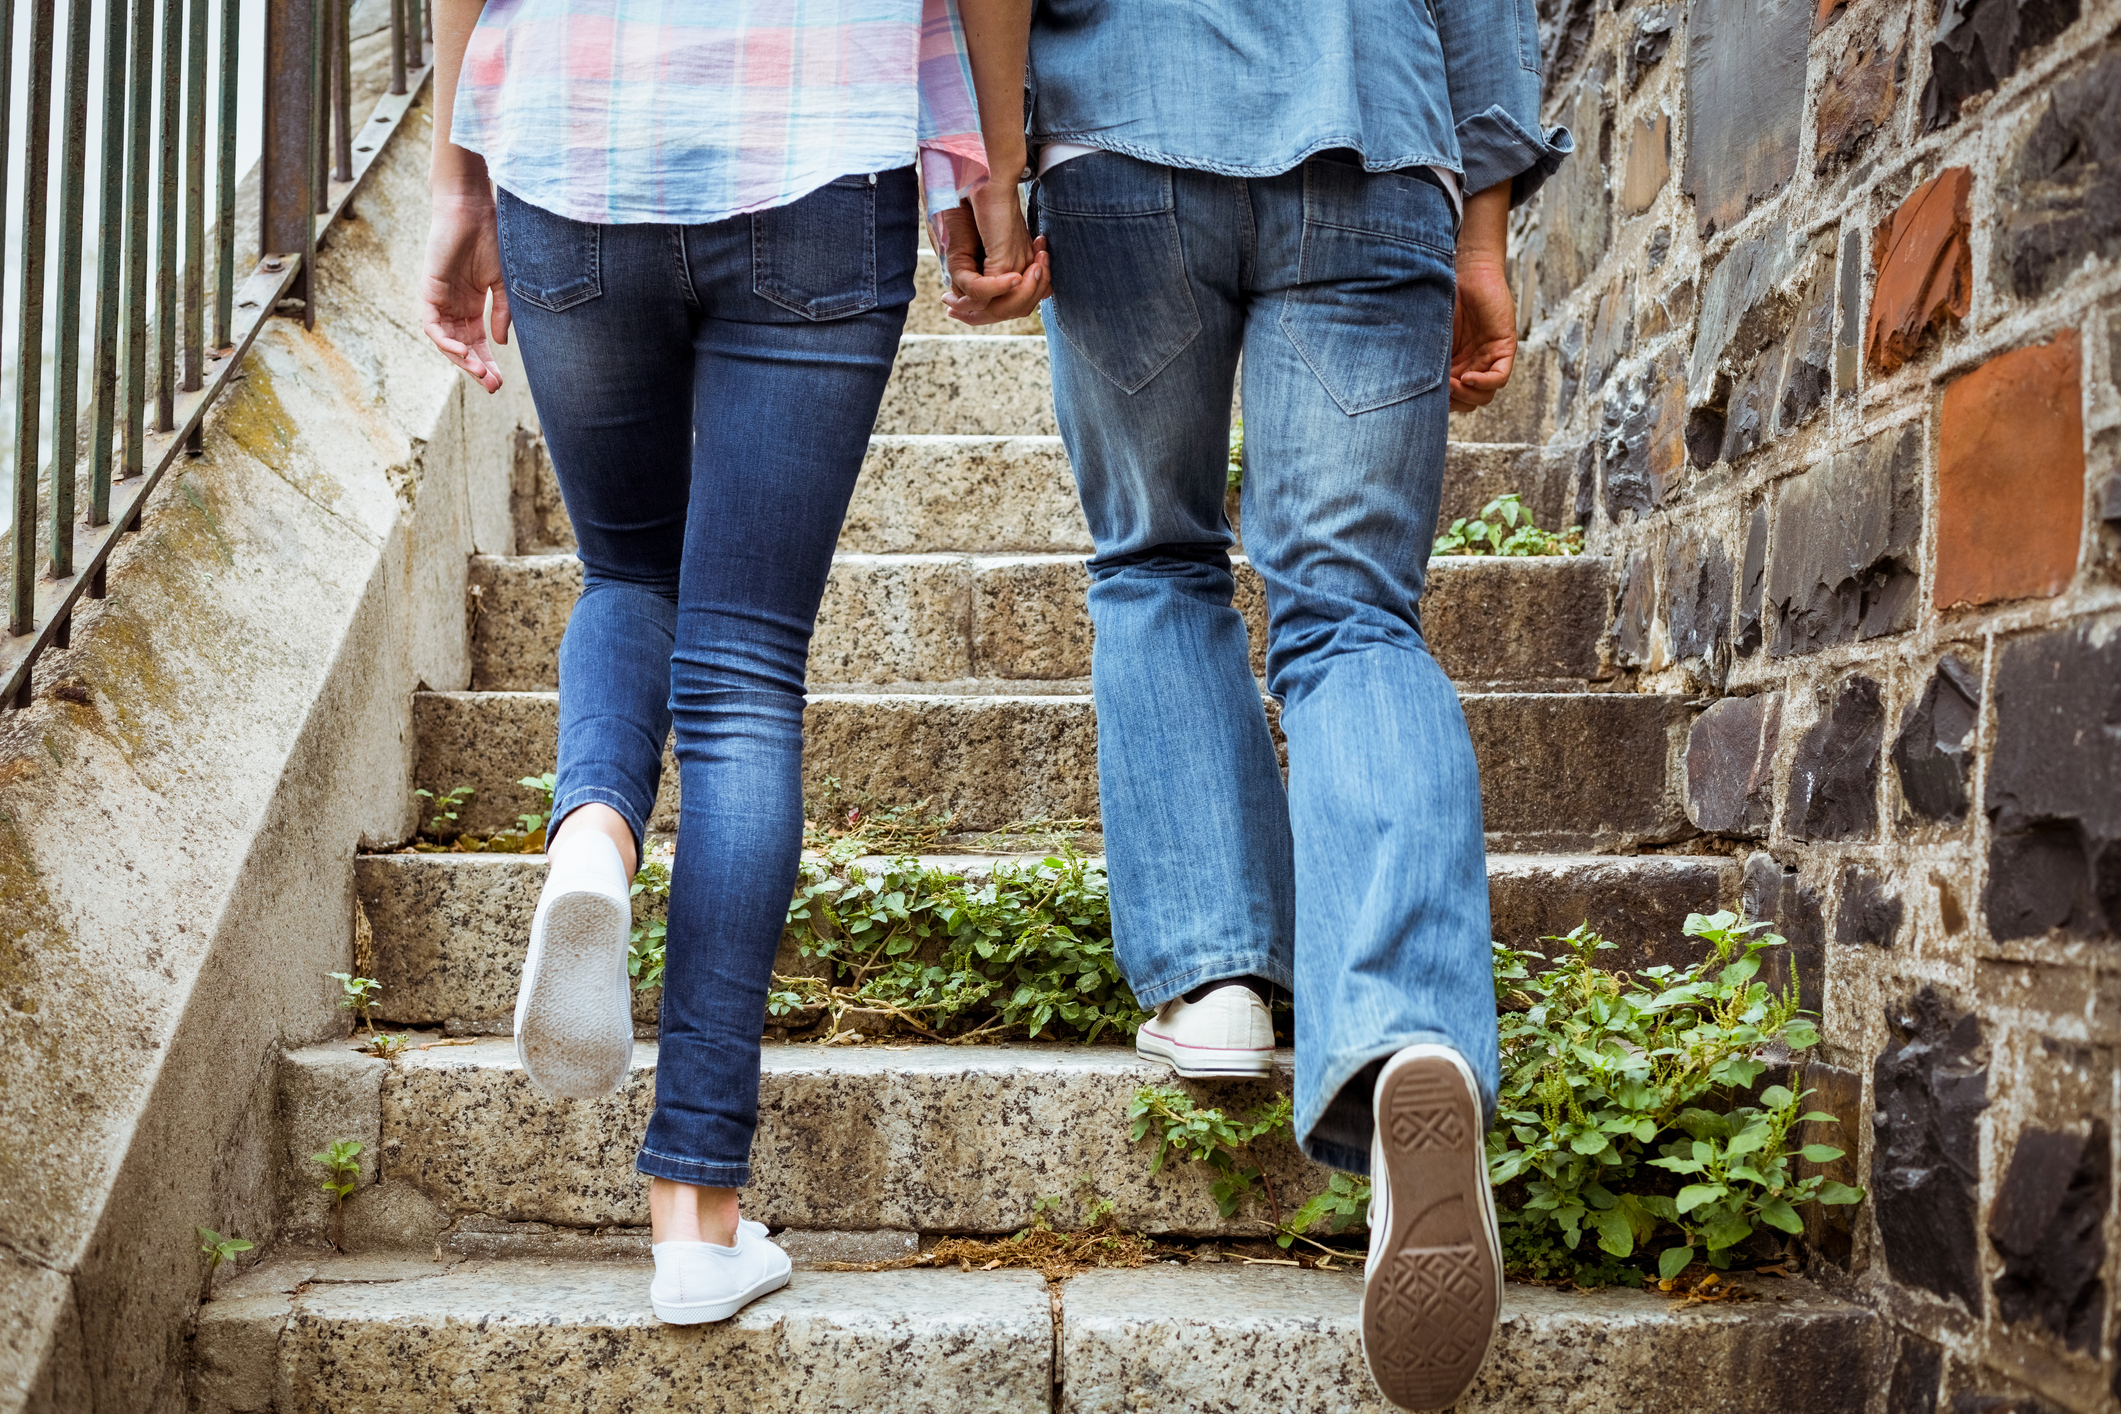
[
  {"xmin": 0, "ymin": 86, "xmax": 528, "ymax": 1414},
  {"xmin": 1509, "ymin": 0, "xmax": 2119, "ymax": 1406}
]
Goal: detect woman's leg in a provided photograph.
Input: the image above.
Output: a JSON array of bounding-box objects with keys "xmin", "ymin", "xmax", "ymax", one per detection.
[
  {"xmin": 634, "ymin": 169, "xmax": 919, "ymax": 1222},
  {"xmin": 495, "ymin": 188, "xmax": 698, "ymax": 1096}
]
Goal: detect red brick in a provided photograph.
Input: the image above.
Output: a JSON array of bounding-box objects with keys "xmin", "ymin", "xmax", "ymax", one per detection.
[
  {"xmin": 1865, "ymin": 167, "xmax": 1972, "ymax": 374},
  {"xmin": 1935, "ymin": 331, "xmax": 2085, "ymax": 608}
]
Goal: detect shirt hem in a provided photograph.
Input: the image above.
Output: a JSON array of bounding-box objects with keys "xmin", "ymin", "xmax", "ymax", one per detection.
[{"xmin": 1027, "ymin": 132, "xmax": 1461, "ymax": 180}]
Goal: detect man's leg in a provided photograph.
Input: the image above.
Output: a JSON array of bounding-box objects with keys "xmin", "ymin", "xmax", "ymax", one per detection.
[
  {"xmin": 1241, "ymin": 154, "xmax": 1501, "ymax": 1410},
  {"xmin": 1037, "ymin": 153, "xmax": 1295, "ymax": 1034}
]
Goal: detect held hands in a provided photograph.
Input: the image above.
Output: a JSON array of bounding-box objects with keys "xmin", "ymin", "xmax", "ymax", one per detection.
[
  {"xmin": 939, "ymin": 176, "xmax": 1050, "ymax": 326},
  {"xmin": 420, "ymin": 192, "xmax": 511, "ymax": 393}
]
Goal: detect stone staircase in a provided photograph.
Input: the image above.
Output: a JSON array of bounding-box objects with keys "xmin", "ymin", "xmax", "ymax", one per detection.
[{"xmin": 193, "ymin": 249, "xmax": 1882, "ymax": 1412}]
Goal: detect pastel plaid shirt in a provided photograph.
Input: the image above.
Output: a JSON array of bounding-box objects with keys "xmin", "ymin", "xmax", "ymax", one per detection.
[{"xmin": 452, "ymin": 0, "xmax": 989, "ymax": 226}]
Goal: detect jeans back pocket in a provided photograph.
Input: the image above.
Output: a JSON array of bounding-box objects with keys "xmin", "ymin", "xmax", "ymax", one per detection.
[
  {"xmin": 1037, "ymin": 151, "xmax": 1203, "ymax": 394},
  {"xmin": 752, "ymin": 175, "xmax": 879, "ymax": 320},
  {"xmin": 1279, "ymin": 159, "xmax": 1456, "ymax": 415},
  {"xmin": 496, "ymin": 187, "xmax": 603, "ymax": 313}
]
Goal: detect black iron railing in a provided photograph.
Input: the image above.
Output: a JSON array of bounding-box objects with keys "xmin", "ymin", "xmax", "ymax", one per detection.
[{"xmin": 1, "ymin": 0, "xmax": 432, "ymax": 707}]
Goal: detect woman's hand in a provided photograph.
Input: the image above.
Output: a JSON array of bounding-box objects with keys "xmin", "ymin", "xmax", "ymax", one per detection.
[
  {"xmin": 940, "ymin": 178, "xmax": 1050, "ymax": 326},
  {"xmin": 420, "ymin": 192, "xmax": 511, "ymax": 393}
]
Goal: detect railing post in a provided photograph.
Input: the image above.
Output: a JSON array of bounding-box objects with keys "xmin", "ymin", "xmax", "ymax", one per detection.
[
  {"xmin": 51, "ymin": 0, "xmax": 93, "ymax": 577},
  {"xmin": 11, "ymin": 0, "xmax": 55, "ymax": 643},
  {"xmin": 262, "ymin": 0, "xmax": 318, "ymax": 322}
]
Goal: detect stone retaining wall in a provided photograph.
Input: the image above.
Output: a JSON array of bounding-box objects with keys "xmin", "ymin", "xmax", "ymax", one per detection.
[{"xmin": 1509, "ymin": 0, "xmax": 2119, "ymax": 1405}]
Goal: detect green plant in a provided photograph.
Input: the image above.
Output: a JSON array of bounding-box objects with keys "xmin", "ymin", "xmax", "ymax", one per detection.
[
  {"xmin": 313, "ymin": 1140, "xmax": 363, "ymax": 1251},
  {"xmin": 1433, "ymin": 493, "xmax": 1584, "ymax": 557},
  {"xmin": 627, "ymin": 859, "xmax": 671, "ymax": 992},
  {"xmin": 515, "ymin": 772, "xmax": 557, "ymax": 839},
  {"xmin": 775, "ymin": 851, "xmax": 1143, "ymax": 1043},
  {"xmin": 1129, "ymin": 1085, "xmax": 1294, "ymax": 1227},
  {"xmin": 1227, "ymin": 416, "xmax": 1245, "ymax": 493},
  {"xmin": 1487, "ymin": 913, "xmax": 1863, "ymax": 1285},
  {"xmin": 1278, "ymin": 1172, "xmax": 1372, "ymax": 1252},
  {"xmin": 414, "ymin": 784, "xmax": 475, "ymax": 840},
  {"xmin": 366, "ymin": 1032, "xmax": 411, "ymax": 1060},
  {"xmin": 195, "ymin": 1226, "xmax": 254, "ymax": 1300},
  {"xmin": 328, "ymin": 972, "xmax": 382, "ymax": 1033}
]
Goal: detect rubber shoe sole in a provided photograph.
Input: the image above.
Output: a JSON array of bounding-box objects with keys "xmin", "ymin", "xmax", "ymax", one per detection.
[
  {"xmin": 515, "ymin": 887, "xmax": 633, "ymax": 1098},
  {"xmin": 1135, "ymin": 1025, "xmax": 1274, "ymax": 1078},
  {"xmin": 650, "ymin": 1263, "xmax": 790, "ymax": 1325},
  {"xmin": 1362, "ymin": 1045, "xmax": 1503, "ymax": 1412}
]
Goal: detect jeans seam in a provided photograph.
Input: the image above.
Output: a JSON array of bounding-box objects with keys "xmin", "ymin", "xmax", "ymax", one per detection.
[
  {"xmin": 637, "ymin": 1145, "xmax": 752, "ymax": 1184},
  {"xmin": 673, "ymin": 227, "xmax": 699, "ymax": 308}
]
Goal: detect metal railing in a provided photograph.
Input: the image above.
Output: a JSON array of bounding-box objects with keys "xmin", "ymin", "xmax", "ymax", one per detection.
[{"xmin": 1, "ymin": 0, "xmax": 432, "ymax": 708}]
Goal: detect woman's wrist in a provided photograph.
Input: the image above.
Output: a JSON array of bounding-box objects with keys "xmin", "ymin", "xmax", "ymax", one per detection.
[
  {"xmin": 983, "ymin": 138, "xmax": 1029, "ymax": 184},
  {"xmin": 430, "ymin": 143, "xmax": 493, "ymax": 202}
]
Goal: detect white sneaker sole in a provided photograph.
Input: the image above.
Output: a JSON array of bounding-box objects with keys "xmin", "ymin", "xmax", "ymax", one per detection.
[
  {"xmin": 1135, "ymin": 1026, "xmax": 1275, "ymax": 1078},
  {"xmin": 1362, "ymin": 1045, "xmax": 1503, "ymax": 1412},
  {"xmin": 651, "ymin": 1264, "xmax": 790, "ymax": 1325},
  {"xmin": 516, "ymin": 887, "xmax": 633, "ymax": 1098}
]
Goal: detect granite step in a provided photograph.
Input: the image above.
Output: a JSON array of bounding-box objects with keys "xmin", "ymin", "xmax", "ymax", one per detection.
[
  {"xmin": 192, "ymin": 1256, "xmax": 1878, "ymax": 1414},
  {"xmin": 518, "ymin": 430, "xmax": 1581, "ymax": 558},
  {"xmin": 353, "ymin": 850, "xmax": 1740, "ymax": 1035},
  {"xmin": 411, "ymin": 689, "xmax": 1694, "ymax": 847},
  {"xmin": 277, "ymin": 1037, "xmax": 1327, "ymax": 1239},
  {"xmin": 192, "ymin": 1258, "xmax": 1053, "ymax": 1414},
  {"xmin": 468, "ymin": 552, "xmax": 1613, "ymax": 693},
  {"xmin": 876, "ymin": 335, "xmax": 1057, "ymax": 436}
]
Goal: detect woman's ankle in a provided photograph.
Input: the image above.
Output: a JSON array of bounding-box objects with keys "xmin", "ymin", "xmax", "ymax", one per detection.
[
  {"xmin": 649, "ymin": 1178, "xmax": 741, "ymax": 1247},
  {"xmin": 549, "ymin": 801, "xmax": 638, "ymax": 877}
]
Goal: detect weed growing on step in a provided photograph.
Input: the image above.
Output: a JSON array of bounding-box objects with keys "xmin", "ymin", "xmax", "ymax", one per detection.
[
  {"xmin": 1130, "ymin": 1086, "xmax": 1295, "ymax": 1228},
  {"xmin": 627, "ymin": 858, "xmax": 671, "ymax": 992},
  {"xmin": 762, "ymin": 851, "xmax": 1142, "ymax": 1043},
  {"xmin": 328, "ymin": 973, "xmax": 382, "ymax": 1033},
  {"xmin": 1488, "ymin": 913, "xmax": 1863, "ymax": 1286},
  {"xmin": 194, "ymin": 1226, "xmax": 253, "ymax": 1301},
  {"xmin": 414, "ymin": 784, "xmax": 474, "ymax": 839},
  {"xmin": 409, "ymin": 778, "xmax": 553, "ymax": 854},
  {"xmin": 1129, "ymin": 911, "xmax": 1866, "ymax": 1286},
  {"xmin": 365, "ymin": 1032, "xmax": 412, "ymax": 1060},
  {"xmin": 313, "ymin": 1140, "xmax": 363, "ymax": 1251},
  {"xmin": 1433, "ymin": 493, "xmax": 1584, "ymax": 557}
]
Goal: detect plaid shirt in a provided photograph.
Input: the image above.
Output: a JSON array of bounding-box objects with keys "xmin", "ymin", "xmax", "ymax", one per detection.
[{"xmin": 453, "ymin": 0, "xmax": 988, "ymax": 226}]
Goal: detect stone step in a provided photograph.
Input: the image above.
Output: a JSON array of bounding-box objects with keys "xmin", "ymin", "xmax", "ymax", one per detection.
[
  {"xmin": 412, "ymin": 689, "xmax": 1693, "ymax": 846},
  {"xmin": 469, "ymin": 552, "xmax": 1612, "ymax": 693},
  {"xmin": 278, "ymin": 1037, "xmax": 1328, "ymax": 1238},
  {"xmin": 876, "ymin": 335, "xmax": 1057, "ymax": 436},
  {"xmin": 354, "ymin": 850, "xmax": 1738, "ymax": 1034},
  {"xmin": 521, "ymin": 429, "xmax": 1579, "ymax": 558},
  {"xmin": 193, "ymin": 1259, "xmax": 1053, "ymax": 1414},
  {"xmin": 193, "ymin": 1256, "xmax": 1877, "ymax": 1414},
  {"xmin": 905, "ymin": 248, "xmax": 1046, "ymax": 336}
]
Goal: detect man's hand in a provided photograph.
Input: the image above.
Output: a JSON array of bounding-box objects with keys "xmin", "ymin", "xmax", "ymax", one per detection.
[
  {"xmin": 420, "ymin": 193, "xmax": 510, "ymax": 393},
  {"xmin": 1450, "ymin": 183, "xmax": 1516, "ymax": 413},
  {"xmin": 940, "ymin": 180, "xmax": 1050, "ymax": 326}
]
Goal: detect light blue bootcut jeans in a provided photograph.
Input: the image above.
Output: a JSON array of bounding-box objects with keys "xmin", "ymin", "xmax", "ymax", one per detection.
[
  {"xmin": 1035, "ymin": 150, "xmax": 1499, "ymax": 1173},
  {"xmin": 494, "ymin": 170, "xmax": 917, "ymax": 1187}
]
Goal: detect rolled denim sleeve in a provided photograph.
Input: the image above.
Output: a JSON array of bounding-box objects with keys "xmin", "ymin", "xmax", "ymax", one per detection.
[{"xmin": 1435, "ymin": 0, "xmax": 1574, "ymax": 204}]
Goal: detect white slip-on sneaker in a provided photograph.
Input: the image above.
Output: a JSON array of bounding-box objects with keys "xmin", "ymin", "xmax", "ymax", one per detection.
[
  {"xmin": 1362, "ymin": 1043, "xmax": 1503, "ymax": 1412},
  {"xmin": 1135, "ymin": 983, "xmax": 1275, "ymax": 1077},
  {"xmin": 650, "ymin": 1227, "xmax": 793, "ymax": 1325},
  {"xmin": 514, "ymin": 830, "xmax": 635, "ymax": 1098}
]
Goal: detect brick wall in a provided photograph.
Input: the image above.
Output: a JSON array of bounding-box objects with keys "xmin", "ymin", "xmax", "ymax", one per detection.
[{"xmin": 1499, "ymin": 0, "xmax": 2121, "ymax": 1405}]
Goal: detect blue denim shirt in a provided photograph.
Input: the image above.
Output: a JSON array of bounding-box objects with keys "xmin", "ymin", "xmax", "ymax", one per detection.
[{"xmin": 1027, "ymin": 0, "xmax": 1572, "ymax": 204}]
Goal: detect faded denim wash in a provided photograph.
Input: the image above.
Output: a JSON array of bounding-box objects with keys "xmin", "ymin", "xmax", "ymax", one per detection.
[
  {"xmin": 495, "ymin": 169, "xmax": 918, "ymax": 1186},
  {"xmin": 1028, "ymin": 0, "xmax": 1571, "ymax": 202},
  {"xmin": 1036, "ymin": 150, "xmax": 1499, "ymax": 1175}
]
